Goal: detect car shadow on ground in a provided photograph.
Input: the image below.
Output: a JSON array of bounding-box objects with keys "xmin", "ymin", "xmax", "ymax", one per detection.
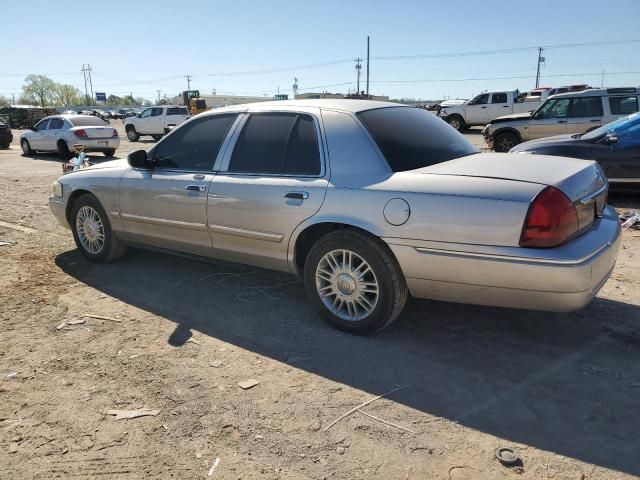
[{"xmin": 55, "ymin": 247, "xmax": 640, "ymax": 476}]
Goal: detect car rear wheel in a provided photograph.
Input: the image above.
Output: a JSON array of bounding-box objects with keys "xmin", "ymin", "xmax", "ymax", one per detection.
[
  {"xmin": 446, "ymin": 115, "xmax": 466, "ymax": 131},
  {"xmin": 21, "ymin": 138, "xmax": 33, "ymax": 155},
  {"xmin": 57, "ymin": 140, "xmax": 73, "ymax": 160},
  {"xmin": 103, "ymin": 149, "xmax": 116, "ymax": 157},
  {"xmin": 71, "ymin": 194, "xmax": 127, "ymax": 263},
  {"xmin": 494, "ymin": 132, "xmax": 518, "ymax": 152},
  {"xmin": 126, "ymin": 127, "xmax": 140, "ymax": 142},
  {"xmin": 304, "ymin": 229, "xmax": 408, "ymax": 334}
]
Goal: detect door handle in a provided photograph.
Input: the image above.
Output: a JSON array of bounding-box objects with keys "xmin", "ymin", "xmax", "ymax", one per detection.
[
  {"xmin": 557, "ymin": 120, "xmax": 567, "ymax": 123},
  {"xmin": 284, "ymin": 191, "xmax": 309, "ymax": 200},
  {"xmin": 590, "ymin": 119, "xmax": 600, "ymax": 123},
  {"xmin": 193, "ymin": 174, "xmax": 205, "ymax": 179},
  {"xmin": 481, "ymin": 106, "xmax": 487, "ymax": 109},
  {"xmin": 503, "ymin": 105, "xmax": 510, "ymax": 107},
  {"xmin": 185, "ymin": 184, "xmax": 206, "ymax": 192}
]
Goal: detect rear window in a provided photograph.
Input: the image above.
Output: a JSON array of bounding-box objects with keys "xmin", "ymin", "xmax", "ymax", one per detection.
[
  {"xmin": 167, "ymin": 107, "xmax": 189, "ymax": 116},
  {"xmin": 70, "ymin": 116, "xmax": 108, "ymax": 127},
  {"xmin": 357, "ymin": 107, "xmax": 479, "ymax": 172}
]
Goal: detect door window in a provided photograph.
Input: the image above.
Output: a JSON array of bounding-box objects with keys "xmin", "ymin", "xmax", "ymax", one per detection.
[
  {"xmin": 34, "ymin": 119, "xmax": 49, "ymax": 131},
  {"xmin": 569, "ymin": 97, "xmax": 603, "ymax": 117},
  {"xmin": 139, "ymin": 109, "xmax": 153, "ymax": 118},
  {"xmin": 151, "ymin": 108, "xmax": 164, "ymax": 117},
  {"xmin": 228, "ymin": 113, "xmax": 321, "ymax": 175},
  {"xmin": 491, "ymin": 93, "xmax": 508, "ymax": 104},
  {"xmin": 609, "ymin": 96, "xmax": 639, "ymax": 115},
  {"xmin": 48, "ymin": 118, "xmax": 64, "ymax": 130},
  {"xmin": 536, "ymin": 98, "xmax": 570, "ymax": 118},
  {"xmin": 468, "ymin": 94, "xmax": 489, "ymax": 105},
  {"xmin": 153, "ymin": 114, "xmax": 238, "ymax": 171}
]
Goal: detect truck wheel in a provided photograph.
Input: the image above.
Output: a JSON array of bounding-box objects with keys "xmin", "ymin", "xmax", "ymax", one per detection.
[
  {"xmin": 126, "ymin": 126, "xmax": 140, "ymax": 142},
  {"xmin": 494, "ymin": 132, "xmax": 518, "ymax": 152},
  {"xmin": 446, "ymin": 115, "xmax": 466, "ymax": 131},
  {"xmin": 57, "ymin": 140, "xmax": 73, "ymax": 160},
  {"xmin": 0, "ymin": 141, "xmax": 10, "ymax": 149},
  {"xmin": 21, "ymin": 138, "xmax": 34, "ymax": 155},
  {"xmin": 303, "ymin": 229, "xmax": 408, "ymax": 334}
]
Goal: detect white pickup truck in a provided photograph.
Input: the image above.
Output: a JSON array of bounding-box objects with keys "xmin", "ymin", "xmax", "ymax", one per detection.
[
  {"xmin": 124, "ymin": 106, "xmax": 190, "ymax": 142},
  {"xmin": 438, "ymin": 90, "xmax": 543, "ymax": 131}
]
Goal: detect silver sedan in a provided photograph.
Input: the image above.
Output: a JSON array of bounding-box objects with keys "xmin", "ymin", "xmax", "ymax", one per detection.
[
  {"xmin": 21, "ymin": 114, "xmax": 119, "ymax": 159},
  {"xmin": 49, "ymin": 100, "xmax": 620, "ymax": 334}
]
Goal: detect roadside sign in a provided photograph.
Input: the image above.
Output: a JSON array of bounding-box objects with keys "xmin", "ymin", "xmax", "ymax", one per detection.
[{"xmin": 95, "ymin": 92, "xmax": 107, "ymax": 102}]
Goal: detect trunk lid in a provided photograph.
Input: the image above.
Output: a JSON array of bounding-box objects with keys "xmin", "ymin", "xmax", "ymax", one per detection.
[{"xmin": 77, "ymin": 126, "xmax": 115, "ymax": 138}]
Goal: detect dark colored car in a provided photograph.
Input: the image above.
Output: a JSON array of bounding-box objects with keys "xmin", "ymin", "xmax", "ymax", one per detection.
[
  {"xmin": 0, "ymin": 119, "xmax": 12, "ymax": 149},
  {"xmin": 510, "ymin": 113, "xmax": 640, "ymax": 186}
]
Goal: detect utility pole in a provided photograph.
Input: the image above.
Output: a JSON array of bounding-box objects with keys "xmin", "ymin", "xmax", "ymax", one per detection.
[
  {"xmin": 185, "ymin": 75, "xmax": 192, "ymax": 91},
  {"xmin": 535, "ymin": 47, "xmax": 544, "ymax": 88},
  {"xmin": 601, "ymin": 70, "xmax": 605, "ymax": 88},
  {"xmin": 157, "ymin": 90, "xmax": 161, "ymax": 103},
  {"xmin": 87, "ymin": 64, "xmax": 94, "ymax": 106},
  {"xmin": 366, "ymin": 36, "xmax": 370, "ymax": 95},
  {"xmin": 355, "ymin": 58, "xmax": 362, "ymax": 94},
  {"xmin": 81, "ymin": 64, "xmax": 90, "ymax": 105}
]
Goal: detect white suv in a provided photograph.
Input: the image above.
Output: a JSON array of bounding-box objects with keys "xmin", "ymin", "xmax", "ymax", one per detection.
[
  {"xmin": 483, "ymin": 87, "xmax": 640, "ymax": 151},
  {"xmin": 124, "ymin": 106, "xmax": 190, "ymax": 142}
]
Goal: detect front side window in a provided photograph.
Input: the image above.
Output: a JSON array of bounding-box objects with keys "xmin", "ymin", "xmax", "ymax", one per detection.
[
  {"xmin": 357, "ymin": 107, "xmax": 479, "ymax": 172},
  {"xmin": 35, "ymin": 119, "xmax": 49, "ymax": 131},
  {"xmin": 536, "ymin": 98, "xmax": 570, "ymax": 119},
  {"xmin": 139, "ymin": 109, "xmax": 152, "ymax": 118},
  {"xmin": 151, "ymin": 107, "xmax": 164, "ymax": 117},
  {"xmin": 491, "ymin": 93, "xmax": 508, "ymax": 104},
  {"xmin": 48, "ymin": 118, "xmax": 64, "ymax": 130},
  {"xmin": 609, "ymin": 96, "xmax": 639, "ymax": 115},
  {"xmin": 153, "ymin": 114, "xmax": 238, "ymax": 171},
  {"xmin": 228, "ymin": 113, "xmax": 321, "ymax": 175},
  {"xmin": 468, "ymin": 93, "xmax": 489, "ymax": 105},
  {"xmin": 569, "ymin": 97, "xmax": 603, "ymax": 117}
]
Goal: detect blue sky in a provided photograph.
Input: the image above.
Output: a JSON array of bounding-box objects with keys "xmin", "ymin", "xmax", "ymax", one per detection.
[{"xmin": 3, "ymin": 0, "xmax": 640, "ymax": 101}]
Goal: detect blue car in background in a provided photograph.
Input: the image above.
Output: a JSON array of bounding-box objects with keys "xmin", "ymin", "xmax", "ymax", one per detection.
[{"xmin": 510, "ymin": 113, "xmax": 640, "ymax": 186}]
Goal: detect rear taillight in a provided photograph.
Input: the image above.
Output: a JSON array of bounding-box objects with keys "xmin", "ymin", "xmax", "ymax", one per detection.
[
  {"xmin": 520, "ymin": 186, "xmax": 578, "ymax": 248},
  {"xmin": 74, "ymin": 129, "xmax": 87, "ymax": 138},
  {"xmin": 112, "ymin": 129, "xmax": 118, "ymax": 137}
]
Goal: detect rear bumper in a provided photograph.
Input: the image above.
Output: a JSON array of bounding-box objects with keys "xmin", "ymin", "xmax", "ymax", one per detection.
[
  {"xmin": 385, "ymin": 205, "xmax": 621, "ymax": 312},
  {"xmin": 71, "ymin": 138, "xmax": 120, "ymax": 151}
]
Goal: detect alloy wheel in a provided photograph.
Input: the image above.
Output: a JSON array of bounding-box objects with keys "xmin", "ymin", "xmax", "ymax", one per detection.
[{"xmin": 76, "ymin": 205, "xmax": 105, "ymax": 254}]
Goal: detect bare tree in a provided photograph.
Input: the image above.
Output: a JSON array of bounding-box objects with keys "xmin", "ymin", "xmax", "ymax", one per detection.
[{"xmin": 22, "ymin": 75, "xmax": 56, "ymax": 107}]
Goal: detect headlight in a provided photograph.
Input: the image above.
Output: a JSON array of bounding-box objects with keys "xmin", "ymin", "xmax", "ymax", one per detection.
[{"xmin": 52, "ymin": 181, "xmax": 63, "ymax": 198}]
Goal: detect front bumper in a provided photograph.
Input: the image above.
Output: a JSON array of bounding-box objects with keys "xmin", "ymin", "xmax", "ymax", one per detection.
[
  {"xmin": 385, "ymin": 205, "xmax": 621, "ymax": 312},
  {"xmin": 49, "ymin": 196, "xmax": 69, "ymax": 230},
  {"xmin": 481, "ymin": 127, "xmax": 493, "ymax": 148}
]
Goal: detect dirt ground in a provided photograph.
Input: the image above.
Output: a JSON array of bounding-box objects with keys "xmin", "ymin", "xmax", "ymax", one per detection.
[{"xmin": 1, "ymin": 121, "xmax": 640, "ymax": 479}]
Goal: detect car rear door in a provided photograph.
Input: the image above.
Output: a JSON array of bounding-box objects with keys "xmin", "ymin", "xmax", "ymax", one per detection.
[
  {"xmin": 529, "ymin": 98, "xmax": 570, "ymax": 139},
  {"xmin": 165, "ymin": 107, "xmax": 190, "ymax": 131},
  {"xmin": 119, "ymin": 113, "xmax": 240, "ymax": 255},
  {"xmin": 566, "ymin": 97, "xmax": 604, "ymax": 135},
  {"xmin": 487, "ymin": 92, "xmax": 511, "ymax": 121},
  {"xmin": 208, "ymin": 109, "xmax": 328, "ymax": 271},
  {"xmin": 44, "ymin": 117, "xmax": 65, "ymax": 150}
]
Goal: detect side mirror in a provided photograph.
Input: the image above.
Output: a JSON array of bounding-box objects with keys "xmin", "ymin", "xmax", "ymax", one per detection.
[
  {"xmin": 127, "ymin": 149, "xmax": 151, "ymax": 169},
  {"xmin": 604, "ymin": 134, "xmax": 618, "ymax": 145}
]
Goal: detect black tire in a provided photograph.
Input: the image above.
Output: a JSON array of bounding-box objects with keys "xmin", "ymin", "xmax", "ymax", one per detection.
[
  {"xmin": 70, "ymin": 194, "xmax": 127, "ymax": 263},
  {"xmin": 126, "ymin": 126, "xmax": 140, "ymax": 142},
  {"xmin": 303, "ymin": 229, "xmax": 408, "ymax": 334},
  {"xmin": 0, "ymin": 141, "xmax": 9, "ymax": 149},
  {"xmin": 446, "ymin": 115, "xmax": 466, "ymax": 131},
  {"xmin": 21, "ymin": 138, "xmax": 33, "ymax": 155},
  {"xmin": 103, "ymin": 149, "xmax": 116, "ymax": 157},
  {"xmin": 152, "ymin": 135, "xmax": 163, "ymax": 142},
  {"xmin": 57, "ymin": 140, "xmax": 73, "ymax": 160},
  {"xmin": 494, "ymin": 132, "xmax": 519, "ymax": 152}
]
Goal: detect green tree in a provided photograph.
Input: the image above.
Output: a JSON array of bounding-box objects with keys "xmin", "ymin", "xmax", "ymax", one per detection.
[
  {"xmin": 22, "ymin": 75, "xmax": 57, "ymax": 107},
  {"xmin": 55, "ymin": 84, "xmax": 82, "ymax": 107}
]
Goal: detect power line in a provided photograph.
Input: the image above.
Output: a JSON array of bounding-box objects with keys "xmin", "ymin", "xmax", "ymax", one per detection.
[{"xmin": 371, "ymin": 70, "xmax": 640, "ymax": 84}]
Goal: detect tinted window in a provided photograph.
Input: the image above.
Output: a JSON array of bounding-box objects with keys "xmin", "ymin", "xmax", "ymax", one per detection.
[
  {"xmin": 70, "ymin": 116, "xmax": 108, "ymax": 127},
  {"xmin": 229, "ymin": 113, "xmax": 320, "ymax": 175},
  {"xmin": 537, "ymin": 98, "xmax": 570, "ymax": 118},
  {"xmin": 491, "ymin": 93, "xmax": 508, "ymax": 104},
  {"xmin": 570, "ymin": 97, "xmax": 603, "ymax": 117},
  {"xmin": 469, "ymin": 94, "xmax": 489, "ymax": 105},
  {"xmin": 357, "ymin": 107, "xmax": 479, "ymax": 172},
  {"xmin": 151, "ymin": 107, "xmax": 164, "ymax": 117},
  {"xmin": 48, "ymin": 118, "xmax": 64, "ymax": 129},
  {"xmin": 35, "ymin": 119, "xmax": 49, "ymax": 131},
  {"xmin": 140, "ymin": 109, "xmax": 152, "ymax": 118},
  {"xmin": 609, "ymin": 96, "xmax": 639, "ymax": 115},
  {"xmin": 154, "ymin": 114, "xmax": 237, "ymax": 171},
  {"xmin": 167, "ymin": 107, "xmax": 189, "ymax": 116}
]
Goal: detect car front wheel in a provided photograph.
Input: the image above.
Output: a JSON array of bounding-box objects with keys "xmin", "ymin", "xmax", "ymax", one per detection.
[
  {"xmin": 304, "ymin": 229, "xmax": 408, "ymax": 334},
  {"xmin": 71, "ymin": 194, "xmax": 127, "ymax": 263},
  {"xmin": 494, "ymin": 132, "xmax": 519, "ymax": 152},
  {"xmin": 126, "ymin": 127, "xmax": 140, "ymax": 142}
]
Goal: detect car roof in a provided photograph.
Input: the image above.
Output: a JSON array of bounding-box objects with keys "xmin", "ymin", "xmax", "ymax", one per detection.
[
  {"xmin": 552, "ymin": 87, "xmax": 639, "ymax": 99},
  {"xmin": 202, "ymin": 99, "xmax": 406, "ymax": 115}
]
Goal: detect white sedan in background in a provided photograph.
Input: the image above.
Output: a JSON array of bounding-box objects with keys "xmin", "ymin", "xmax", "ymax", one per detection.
[{"xmin": 20, "ymin": 115, "xmax": 120, "ymax": 159}]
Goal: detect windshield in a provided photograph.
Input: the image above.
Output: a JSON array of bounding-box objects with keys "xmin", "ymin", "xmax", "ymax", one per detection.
[
  {"xmin": 581, "ymin": 112, "xmax": 640, "ymax": 141},
  {"xmin": 357, "ymin": 106, "xmax": 479, "ymax": 172},
  {"xmin": 69, "ymin": 116, "xmax": 109, "ymax": 127}
]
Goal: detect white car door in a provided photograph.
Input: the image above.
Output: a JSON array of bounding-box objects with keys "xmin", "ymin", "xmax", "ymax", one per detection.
[
  {"xmin": 43, "ymin": 117, "xmax": 65, "ymax": 151},
  {"xmin": 146, "ymin": 107, "xmax": 165, "ymax": 134},
  {"xmin": 487, "ymin": 92, "xmax": 511, "ymax": 122},
  {"xmin": 29, "ymin": 118, "xmax": 50, "ymax": 149},
  {"xmin": 465, "ymin": 93, "xmax": 490, "ymax": 125},
  {"xmin": 135, "ymin": 108, "xmax": 154, "ymax": 134}
]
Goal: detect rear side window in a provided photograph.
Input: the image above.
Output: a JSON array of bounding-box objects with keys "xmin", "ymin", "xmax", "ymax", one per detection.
[
  {"xmin": 609, "ymin": 96, "xmax": 639, "ymax": 115},
  {"xmin": 229, "ymin": 113, "xmax": 320, "ymax": 175},
  {"xmin": 167, "ymin": 107, "xmax": 189, "ymax": 116},
  {"xmin": 570, "ymin": 97, "xmax": 603, "ymax": 117},
  {"xmin": 48, "ymin": 118, "xmax": 64, "ymax": 129},
  {"xmin": 491, "ymin": 93, "xmax": 508, "ymax": 103},
  {"xmin": 154, "ymin": 114, "xmax": 237, "ymax": 171},
  {"xmin": 357, "ymin": 107, "xmax": 479, "ymax": 172}
]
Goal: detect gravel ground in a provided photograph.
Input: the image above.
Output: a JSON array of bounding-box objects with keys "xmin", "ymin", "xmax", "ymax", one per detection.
[{"xmin": 1, "ymin": 120, "xmax": 639, "ymax": 479}]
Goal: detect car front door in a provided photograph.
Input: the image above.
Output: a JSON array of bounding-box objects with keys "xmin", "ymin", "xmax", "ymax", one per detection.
[
  {"xmin": 119, "ymin": 113, "xmax": 240, "ymax": 255},
  {"xmin": 43, "ymin": 117, "xmax": 65, "ymax": 150},
  {"xmin": 135, "ymin": 108, "xmax": 154, "ymax": 134},
  {"xmin": 29, "ymin": 118, "xmax": 49, "ymax": 149},
  {"xmin": 465, "ymin": 93, "xmax": 490, "ymax": 125},
  {"xmin": 147, "ymin": 107, "xmax": 165, "ymax": 134},
  {"xmin": 592, "ymin": 120, "xmax": 640, "ymax": 183},
  {"xmin": 566, "ymin": 97, "xmax": 604, "ymax": 135},
  {"xmin": 528, "ymin": 98, "xmax": 571, "ymax": 139},
  {"xmin": 487, "ymin": 92, "xmax": 511, "ymax": 121},
  {"xmin": 208, "ymin": 110, "xmax": 328, "ymax": 271}
]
